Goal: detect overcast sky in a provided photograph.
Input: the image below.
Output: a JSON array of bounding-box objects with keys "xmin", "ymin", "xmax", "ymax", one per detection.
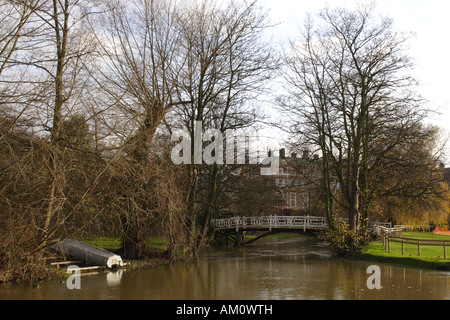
[{"xmin": 259, "ymin": 0, "xmax": 450, "ymax": 162}]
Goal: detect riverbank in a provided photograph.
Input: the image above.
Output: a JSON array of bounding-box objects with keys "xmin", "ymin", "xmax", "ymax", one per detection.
[
  {"xmin": 358, "ymin": 232, "xmax": 450, "ymax": 271},
  {"xmin": 0, "ymin": 237, "xmax": 172, "ymax": 285}
]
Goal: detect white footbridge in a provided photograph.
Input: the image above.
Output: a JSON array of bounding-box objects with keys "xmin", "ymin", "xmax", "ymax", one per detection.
[{"xmin": 215, "ymin": 215, "xmax": 391, "ymax": 232}]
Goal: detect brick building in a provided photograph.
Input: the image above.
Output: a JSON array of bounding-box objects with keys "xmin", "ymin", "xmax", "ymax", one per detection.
[
  {"xmin": 266, "ymin": 149, "xmax": 323, "ymax": 215},
  {"xmin": 234, "ymin": 148, "xmax": 325, "ymax": 217}
]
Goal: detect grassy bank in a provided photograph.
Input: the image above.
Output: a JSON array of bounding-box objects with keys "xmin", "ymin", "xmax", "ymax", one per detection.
[{"xmin": 358, "ymin": 232, "xmax": 450, "ymax": 271}]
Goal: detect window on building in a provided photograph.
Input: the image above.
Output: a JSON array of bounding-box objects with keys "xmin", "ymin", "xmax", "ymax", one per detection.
[
  {"xmin": 290, "ymin": 193, "xmax": 296, "ymax": 208},
  {"xmin": 302, "ymin": 193, "xmax": 309, "ymax": 208}
]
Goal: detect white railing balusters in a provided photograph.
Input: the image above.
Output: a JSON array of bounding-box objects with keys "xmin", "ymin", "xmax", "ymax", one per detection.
[
  {"xmin": 215, "ymin": 215, "xmax": 329, "ymax": 231},
  {"xmin": 215, "ymin": 215, "xmax": 387, "ymax": 232}
]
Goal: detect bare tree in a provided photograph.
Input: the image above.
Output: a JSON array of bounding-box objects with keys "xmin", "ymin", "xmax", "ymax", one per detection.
[
  {"xmin": 279, "ymin": 3, "xmax": 427, "ymax": 236},
  {"xmin": 0, "ymin": 0, "xmax": 99, "ymax": 255},
  {"xmin": 0, "ymin": 0, "xmax": 43, "ymax": 137},
  {"xmin": 90, "ymin": 0, "xmax": 192, "ymax": 258},
  {"xmin": 33, "ymin": 0, "xmax": 98, "ymax": 249},
  {"xmin": 0, "ymin": 0, "xmax": 42, "ymax": 76},
  {"xmin": 93, "ymin": 0, "xmax": 190, "ymax": 157},
  {"xmin": 167, "ymin": 0, "xmax": 276, "ymax": 255}
]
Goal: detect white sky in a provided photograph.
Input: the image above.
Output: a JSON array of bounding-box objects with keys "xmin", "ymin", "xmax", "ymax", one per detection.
[{"xmin": 259, "ymin": 0, "xmax": 450, "ymax": 163}]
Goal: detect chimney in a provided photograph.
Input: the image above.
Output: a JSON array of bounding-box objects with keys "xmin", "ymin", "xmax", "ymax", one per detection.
[
  {"xmin": 291, "ymin": 152, "xmax": 297, "ymax": 158},
  {"xmin": 314, "ymin": 154, "xmax": 319, "ymax": 160},
  {"xmin": 302, "ymin": 150, "xmax": 309, "ymax": 159},
  {"xmin": 280, "ymin": 148, "xmax": 286, "ymax": 159}
]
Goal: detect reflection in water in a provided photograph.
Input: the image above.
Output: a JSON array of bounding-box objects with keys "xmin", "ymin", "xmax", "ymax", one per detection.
[
  {"xmin": 106, "ymin": 270, "xmax": 123, "ymax": 287},
  {"xmin": 0, "ymin": 235, "xmax": 449, "ymax": 300}
]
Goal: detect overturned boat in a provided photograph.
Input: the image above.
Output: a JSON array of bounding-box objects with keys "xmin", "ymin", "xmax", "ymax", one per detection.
[{"xmin": 50, "ymin": 238, "xmax": 123, "ymax": 268}]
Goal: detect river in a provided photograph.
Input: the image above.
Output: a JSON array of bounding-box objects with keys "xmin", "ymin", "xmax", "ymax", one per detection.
[{"xmin": 0, "ymin": 235, "xmax": 449, "ymax": 300}]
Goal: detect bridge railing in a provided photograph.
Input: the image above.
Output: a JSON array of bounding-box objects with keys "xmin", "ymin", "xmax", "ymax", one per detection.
[
  {"xmin": 215, "ymin": 215, "xmax": 328, "ymax": 231},
  {"xmin": 215, "ymin": 216, "xmax": 392, "ymax": 232}
]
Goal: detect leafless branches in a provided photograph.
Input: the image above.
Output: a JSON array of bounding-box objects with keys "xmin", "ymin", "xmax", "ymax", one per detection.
[{"xmin": 279, "ymin": 4, "xmax": 441, "ymax": 234}]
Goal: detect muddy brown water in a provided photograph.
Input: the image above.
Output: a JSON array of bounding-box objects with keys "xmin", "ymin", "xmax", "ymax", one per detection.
[{"xmin": 1, "ymin": 235, "xmax": 449, "ymax": 300}]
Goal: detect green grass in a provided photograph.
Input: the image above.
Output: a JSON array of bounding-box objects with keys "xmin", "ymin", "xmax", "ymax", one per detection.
[
  {"xmin": 81, "ymin": 237, "xmax": 122, "ymax": 251},
  {"xmin": 359, "ymin": 232, "xmax": 450, "ymax": 271},
  {"xmin": 146, "ymin": 237, "xmax": 169, "ymax": 250},
  {"xmin": 389, "ymin": 232, "xmax": 450, "ymax": 260},
  {"xmin": 402, "ymin": 231, "xmax": 450, "ymax": 241},
  {"xmin": 81, "ymin": 236, "xmax": 169, "ymax": 252}
]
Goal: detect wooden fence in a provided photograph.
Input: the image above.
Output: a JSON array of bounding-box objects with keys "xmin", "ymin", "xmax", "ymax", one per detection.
[{"xmin": 380, "ymin": 227, "xmax": 449, "ymax": 259}]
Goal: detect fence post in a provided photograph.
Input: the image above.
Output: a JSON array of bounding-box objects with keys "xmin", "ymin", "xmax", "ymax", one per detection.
[
  {"xmin": 401, "ymin": 238, "xmax": 404, "ymax": 255},
  {"xmin": 417, "ymin": 240, "xmax": 421, "ymax": 257},
  {"xmin": 444, "ymin": 241, "xmax": 447, "ymax": 260}
]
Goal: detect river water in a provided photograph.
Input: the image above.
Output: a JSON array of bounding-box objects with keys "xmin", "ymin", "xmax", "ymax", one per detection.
[{"xmin": 0, "ymin": 235, "xmax": 449, "ymax": 300}]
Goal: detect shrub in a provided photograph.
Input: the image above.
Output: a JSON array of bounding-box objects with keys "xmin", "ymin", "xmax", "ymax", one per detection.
[{"xmin": 320, "ymin": 217, "xmax": 369, "ymax": 257}]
